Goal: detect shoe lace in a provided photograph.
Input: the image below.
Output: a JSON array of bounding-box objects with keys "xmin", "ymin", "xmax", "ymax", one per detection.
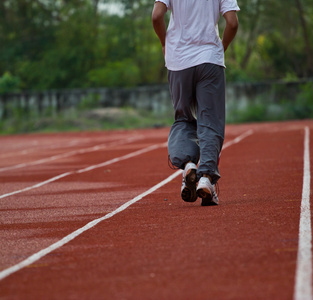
[
  {"xmin": 168, "ymin": 155, "xmax": 180, "ymax": 170},
  {"xmin": 214, "ymin": 182, "xmax": 220, "ymax": 197}
]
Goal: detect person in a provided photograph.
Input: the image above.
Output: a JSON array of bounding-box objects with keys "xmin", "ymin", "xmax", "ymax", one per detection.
[{"xmin": 152, "ymin": 0, "xmax": 239, "ymax": 206}]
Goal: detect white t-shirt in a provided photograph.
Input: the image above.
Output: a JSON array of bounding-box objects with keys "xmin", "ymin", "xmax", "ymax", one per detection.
[{"xmin": 155, "ymin": 0, "xmax": 240, "ymax": 71}]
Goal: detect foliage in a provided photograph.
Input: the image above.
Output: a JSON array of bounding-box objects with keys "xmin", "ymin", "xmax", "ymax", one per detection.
[
  {"xmin": 223, "ymin": 0, "xmax": 313, "ymax": 81},
  {"xmin": 0, "ymin": 72, "xmax": 20, "ymax": 94},
  {"xmin": 0, "ymin": 0, "xmax": 312, "ymax": 91},
  {"xmin": 281, "ymin": 82, "xmax": 313, "ymax": 119},
  {"xmin": 227, "ymin": 82, "xmax": 313, "ymax": 123},
  {"xmin": 88, "ymin": 59, "xmax": 140, "ymax": 87}
]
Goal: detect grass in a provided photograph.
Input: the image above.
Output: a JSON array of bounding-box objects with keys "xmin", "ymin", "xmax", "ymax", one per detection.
[{"xmin": 0, "ymin": 107, "xmax": 174, "ymax": 135}]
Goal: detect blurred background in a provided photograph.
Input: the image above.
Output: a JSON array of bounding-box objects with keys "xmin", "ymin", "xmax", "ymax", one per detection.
[{"xmin": 0, "ymin": 0, "xmax": 312, "ymax": 134}]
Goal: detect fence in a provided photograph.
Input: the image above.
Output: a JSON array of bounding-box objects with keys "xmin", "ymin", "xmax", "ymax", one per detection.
[{"xmin": 0, "ymin": 80, "xmax": 311, "ymax": 120}]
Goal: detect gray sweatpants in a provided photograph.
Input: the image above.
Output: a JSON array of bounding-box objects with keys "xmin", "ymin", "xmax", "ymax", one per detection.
[{"xmin": 167, "ymin": 63, "xmax": 225, "ymax": 184}]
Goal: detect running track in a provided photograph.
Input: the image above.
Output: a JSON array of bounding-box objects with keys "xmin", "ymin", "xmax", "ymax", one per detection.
[{"xmin": 0, "ymin": 120, "xmax": 312, "ymax": 300}]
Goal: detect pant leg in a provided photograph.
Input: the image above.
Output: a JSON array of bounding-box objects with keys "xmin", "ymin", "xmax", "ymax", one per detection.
[
  {"xmin": 167, "ymin": 67, "xmax": 200, "ymax": 169},
  {"xmin": 195, "ymin": 63, "xmax": 225, "ymax": 184}
]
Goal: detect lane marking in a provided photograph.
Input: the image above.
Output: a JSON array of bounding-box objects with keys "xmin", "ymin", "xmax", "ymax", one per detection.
[
  {"xmin": 294, "ymin": 126, "xmax": 312, "ymax": 300},
  {"xmin": 0, "ymin": 171, "xmax": 181, "ymax": 281},
  {"xmin": 0, "ymin": 142, "xmax": 167, "ymax": 200},
  {"xmin": 0, "ymin": 139, "xmax": 84, "ymax": 160},
  {"xmin": 0, "ymin": 173, "xmax": 73, "ymax": 200},
  {"xmin": 0, "ymin": 136, "xmax": 143, "ymax": 173},
  {"xmin": 0, "ymin": 129, "xmax": 252, "ymax": 199},
  {"xmin": 223, "ymin": 129, "xmax": 253, "ymax": 148},
  {"xmin": 0, "ymin": 134, "xmax": 133, "ymax": 160},
  {"xmin": 0, "ymin": 129, "xmax": 253, "ymax": 280},
  {"xmin": 78, "ymin": 143, "xmax": 167, "ymax": 173}
]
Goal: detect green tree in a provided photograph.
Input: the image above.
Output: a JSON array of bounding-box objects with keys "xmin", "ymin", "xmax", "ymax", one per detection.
[
  {"xmin": 87, "ymin": 0, "xmax": 165, "ymax": 87},
  {"xmin": 1, "ymin": 0, "xmax": 312, "ymax": 90},
  {"xmin": 225, "ymin": 0, "xmax": 313, "ymax": 80},
  {"xmin": 1, "ymin": 0, "xmax": 98, "ymax": 89},
  {"xmin": 18, "ymin": 3, "xmax": 97, "ymax": 89},
  {"xmin": 0, "ymin": 72, "xmax": 20, "ymax": 94}
]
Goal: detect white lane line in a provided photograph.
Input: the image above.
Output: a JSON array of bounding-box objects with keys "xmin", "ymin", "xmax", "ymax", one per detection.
[
  {"xmin": 223, "ymin": 129, "xmax": 253, "ymax": 149},
  {"xmin": 0, "ymin": 129, "xmax": 253, "ymax": 280},
  {"xmin": 78, "ymin": 143, "xmax": 167, "ymax": 173},
  {"xmin": 0, "ymin": 142, "xmax": 167, "ymax": 200},
  {"xmin": 0, "ymin": 173, "xmax": 73, "ymax": 200},
  {"xmin": 0, "ymin": 170, "xmax": 182, "ymax": 281},
  {"xmin": 0, "ymin": 129, "xmax": 252, "ymax": 200},
  {"xmin": 0, "ymin": 136, "xmax": 143, "ymax": 173},
  {"xmin": 0, "ymin": 139, "xmax": 82, "ymax": 159},
  {"xmin": 0, "ymin": 135, "xmax": 130, "ymax": 160},
  {"xmin": 294, "ymin": 126, "xmax": 312, "ymax": 300}
]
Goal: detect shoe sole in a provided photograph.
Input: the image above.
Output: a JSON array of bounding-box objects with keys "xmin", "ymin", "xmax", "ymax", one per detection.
[
  {"xmin": 197, "ymin": 188, "xmax": 218, "ymax": 206},
  {"xmin": 181, "ymin": 169, "xmax": 197, "ymax": 202}
]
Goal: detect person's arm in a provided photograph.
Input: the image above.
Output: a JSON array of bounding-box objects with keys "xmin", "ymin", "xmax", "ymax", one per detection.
[
  {"xmin": 152, "ymin": 2, "xmax": 167, "ymax": 56},
  {"xmin": 222, "ymin": 11, "xmax": 239, "ymax": 52}
]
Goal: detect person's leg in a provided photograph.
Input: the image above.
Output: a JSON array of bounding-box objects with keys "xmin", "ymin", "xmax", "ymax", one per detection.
[
  {"xmin": 195, "ymin": 63, "xmax": 225, "ymax": 184},
  {"xmin": 167, "ymin": 67, "xmax": 200, "ymax": 169},
  {"xmin": 167, "ymin": 67, "xmax": 200, "ymax": 202}
]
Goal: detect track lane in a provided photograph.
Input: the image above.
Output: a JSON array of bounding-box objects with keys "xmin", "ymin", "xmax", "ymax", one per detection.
[
  {"xmin": 0, "ymin": 135, "xmax": 144, "ymax": 173},
  {"xmin": 0, "ymin": 142, "xmax": 170, "ymax": 271},
  {"xmin": 0, "ymin": 129, "xmax": 251, "ymax": 274},
  {"xmin": 0, "ymin": 131, "xmax": 135, "ymax": 163},
  {"xmin": 0, "ymin": 121, "xmax": 312, "ymax": 300},
  {"xmin": 0, "ymin": 135, "xmax": 166, "ymax": 196}
]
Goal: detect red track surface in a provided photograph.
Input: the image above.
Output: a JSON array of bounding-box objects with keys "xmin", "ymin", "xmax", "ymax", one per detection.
[{"xmin": 0, "ymin": 120, "xmax": 312, "ymax": 300}]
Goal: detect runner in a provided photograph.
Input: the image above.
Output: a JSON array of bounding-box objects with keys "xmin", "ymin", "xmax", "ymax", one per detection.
[{"xmin": 152, "ymin": 0, "xmax": 239, "ymax": 206}]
